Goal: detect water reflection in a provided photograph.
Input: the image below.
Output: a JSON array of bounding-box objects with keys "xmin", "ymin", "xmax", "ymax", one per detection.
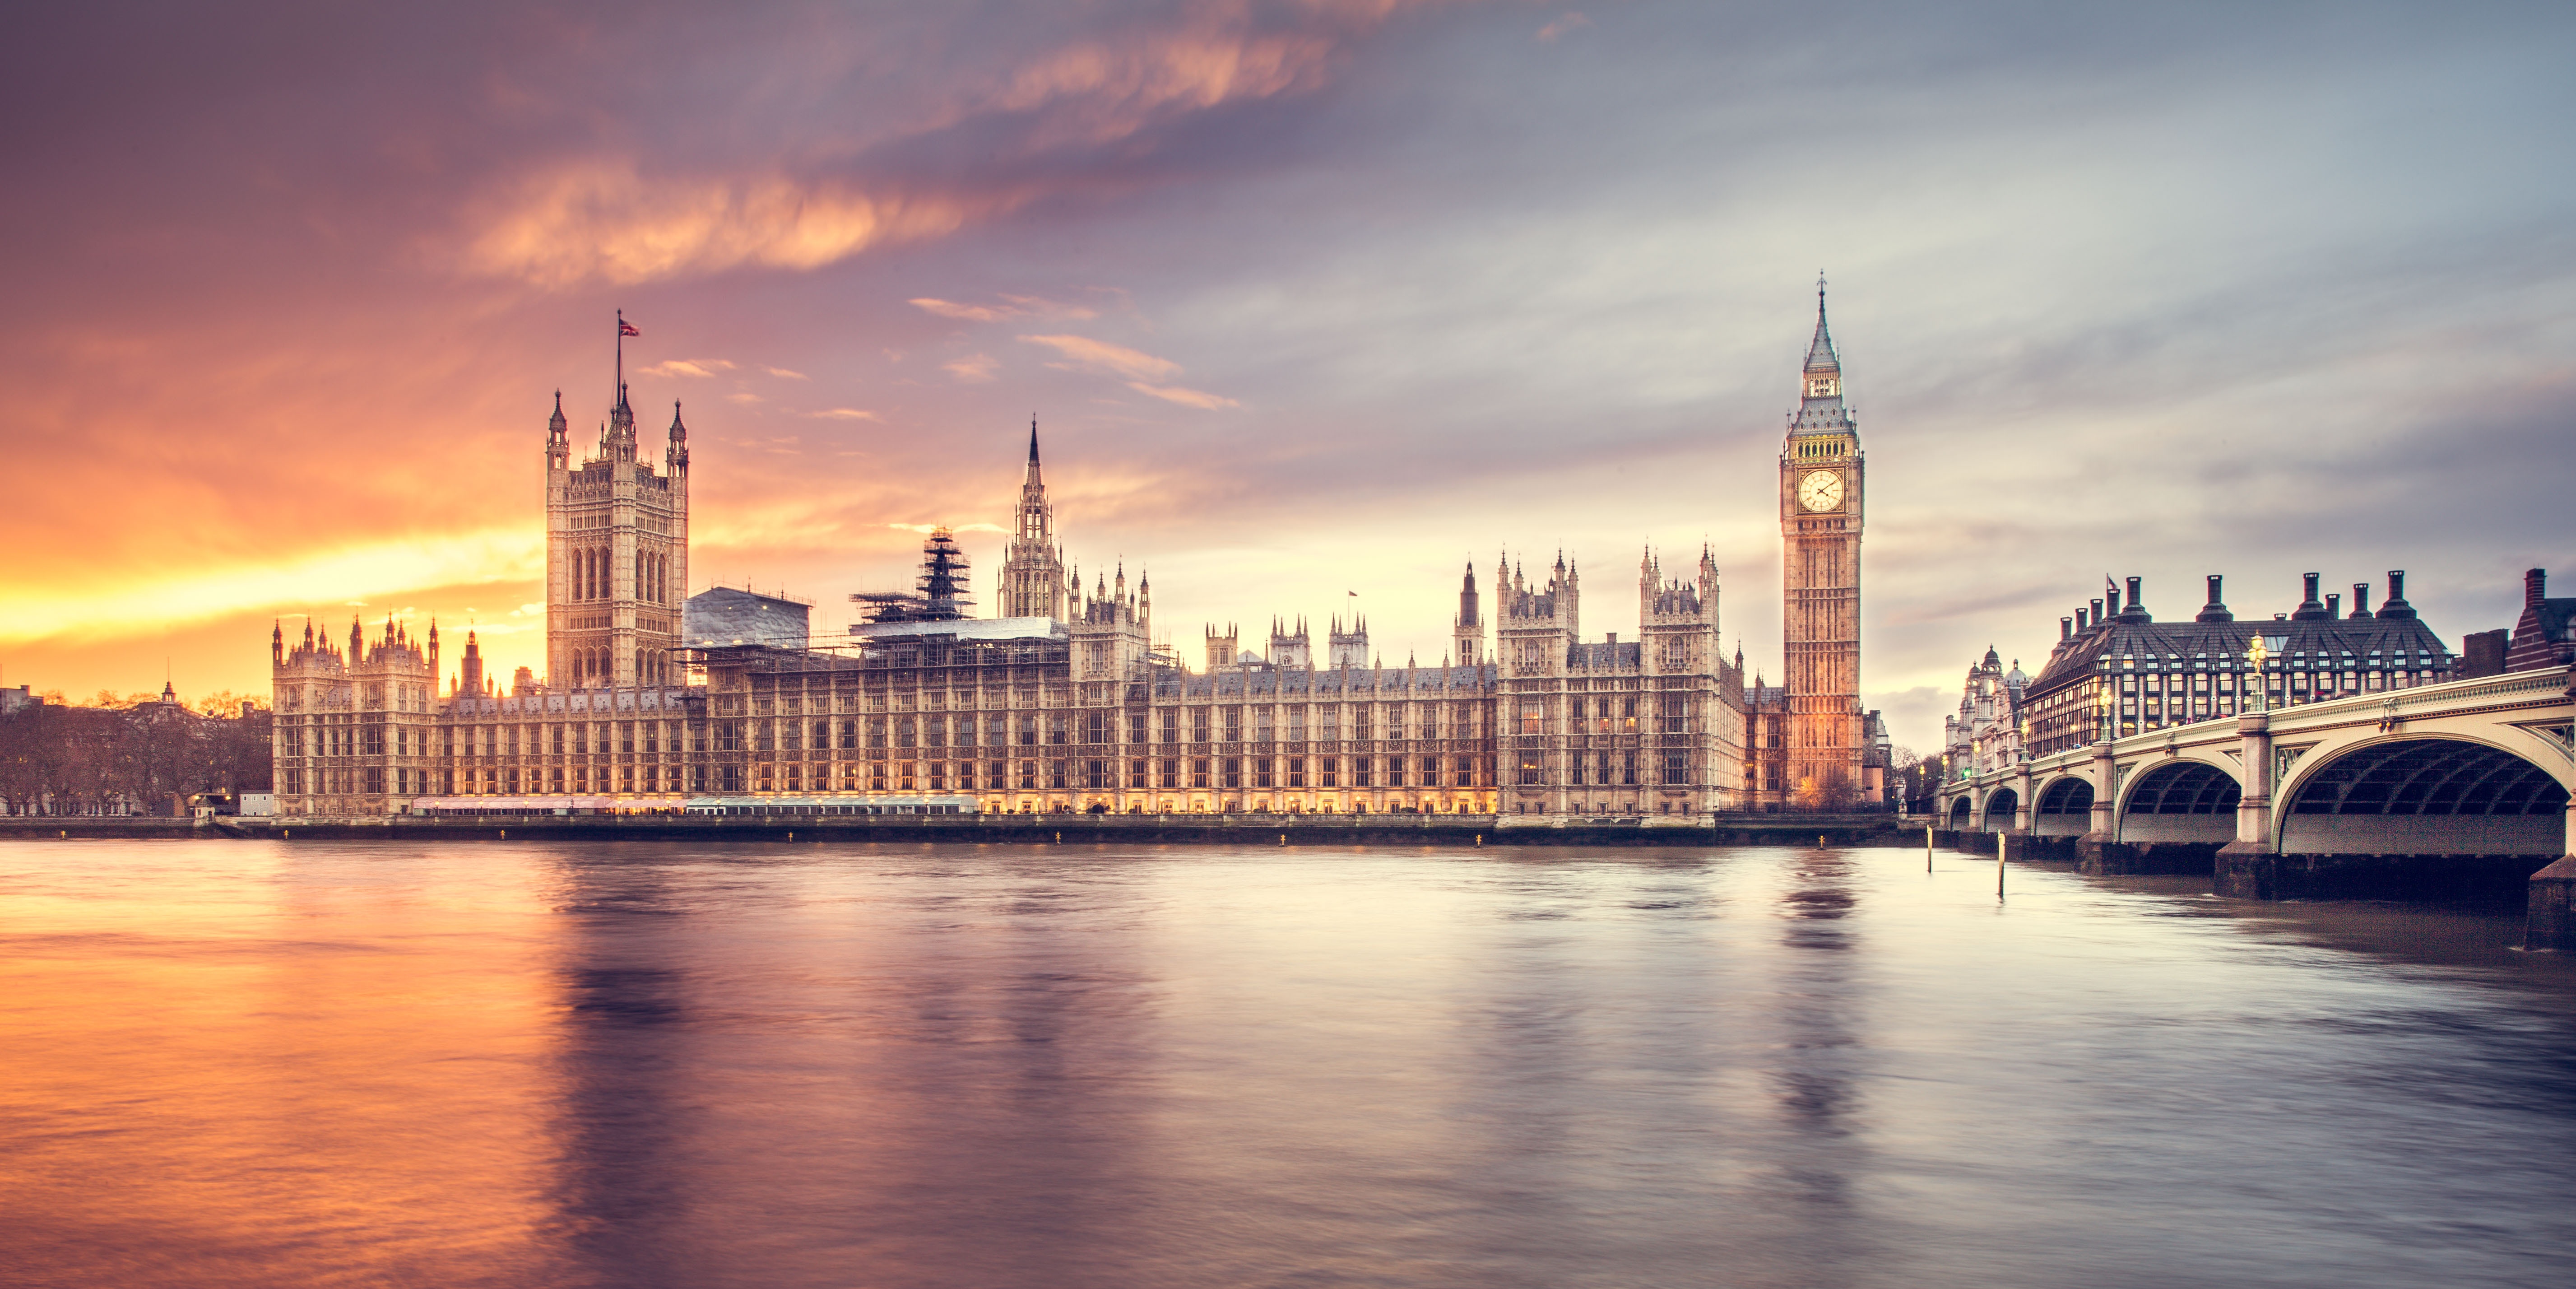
[
  {"xmin": 1767, "ymin": 850, "xmax": 1869, "ymax": 1284},
  {"xmin": 4, "ymin": 840, "xmax": 2574, "ymax": 1289},
  {"xmin": 550, "ymin": 862, "xmax": 700, "ymax": 1286}
]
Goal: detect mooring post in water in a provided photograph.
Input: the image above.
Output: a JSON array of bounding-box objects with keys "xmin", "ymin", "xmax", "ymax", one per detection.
[
  {"xmin": 1475, "ymin": 834, "xmax": 1482, "ymax": 847},
  {"xmin": 1055, "ymin": 831, "xmax": 1062, "ymax": 844},
  {"xmin": 1279, "ymin": 833, "xmax": 1286, "ymax": 846},
  {"xmin": 1997, "ymin": 833, "xmax": 2007, "ymax": 898},
  {"xmin": 1817, "ymin": 834, "xmax": 1826, "ymax": 849},
  {"xmin": 1926, "ymin": 824, "xmax": 1934, "ymax": 871}
]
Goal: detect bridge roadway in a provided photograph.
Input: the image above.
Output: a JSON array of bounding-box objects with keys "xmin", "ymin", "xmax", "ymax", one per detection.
[{"xmin": 1940, "ymin": 664, "xmax": 2576, "ymax": 947}]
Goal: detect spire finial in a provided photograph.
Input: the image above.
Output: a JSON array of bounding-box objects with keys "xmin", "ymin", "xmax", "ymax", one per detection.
[
  {"xmin": 1028, "ymin": 415, "xmax": 1040, "ymax": 465},
  {"xmin": 1803, "ymin": 272, "xmax": 1839, "ymax": 374}
]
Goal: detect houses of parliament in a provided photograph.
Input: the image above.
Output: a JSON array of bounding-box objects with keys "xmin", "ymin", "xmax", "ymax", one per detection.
[{"xmin": 267, "ymin": 292, "xmax": 1890, "ymax": 820}]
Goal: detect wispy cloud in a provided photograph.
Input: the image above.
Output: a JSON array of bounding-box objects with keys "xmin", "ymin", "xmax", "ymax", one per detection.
[
  {"xmin": 465, "ymin": 165, "xmax": 1002, "ymax": 287},
  {"xmin": 1129, "ymin": 381, "xmax": 1241, "ymax": 409},
  {"xmin": 943, "ymin": 352, "xmax": 1001, "ymax": 382},
  {"xmin": 459, "ymin": 8, "xmax": 1430, "ymax": 286},
  {"xmin": 1536, "ymin": 12, "xmax": 1590, "ymax": 42},
  {"xmin": 886, "ymin": 521, "xmax": 1007, "ymax": 534},
  {"xmin": 808, "ymin": 408, "xmax": 881, "ymax": 420},
  {"xmin": 1021, "ymin": 334, "xmax": 1237, "ymax": 409},
  {"xmin": 1021, "ymin": 334, "xmax": 1180, "ymax": 381},
  {"xmin": 911, "ymin": 295, "xmax": 1101, "ymax": 323},
  {"xmin": 637, "ymin": 358, "xmax": 735, "ymax": 378},
  {"xmin": 763, "ymin": 366, "xmax": 809, "ymax": 380}
]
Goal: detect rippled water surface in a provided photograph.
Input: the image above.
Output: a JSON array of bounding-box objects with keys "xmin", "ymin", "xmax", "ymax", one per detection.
[{"xmin": 5, "ymin": 840, "xmax": 2573, "ymax": 1289}]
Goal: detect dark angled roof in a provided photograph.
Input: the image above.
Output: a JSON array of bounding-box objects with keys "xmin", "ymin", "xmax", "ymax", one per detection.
[
  {"xmin": 2509, "ymin": 594, "xmax": 2575, "ymax": 670},
  {"xmin": 2025, "ymin": 613, "xmax": 2453, "ymax": 700},
  {"xmin": 1566, "ymin": 642, "xmax": 1643, "ymax": 669}
]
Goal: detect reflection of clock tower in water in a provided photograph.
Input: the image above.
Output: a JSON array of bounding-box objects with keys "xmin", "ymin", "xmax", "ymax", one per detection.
[{"xmin": 1779, "ymin": 278, "xmax": 1864, "ymax": 804}]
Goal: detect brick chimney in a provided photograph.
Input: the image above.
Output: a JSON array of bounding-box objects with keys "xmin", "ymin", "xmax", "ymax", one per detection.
[{"xmin": 2529, "ymin": 567, "xmax": 2548, "ymax": 608}]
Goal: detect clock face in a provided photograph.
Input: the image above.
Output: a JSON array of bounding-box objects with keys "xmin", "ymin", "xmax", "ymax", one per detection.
[{"xmin": 1798, "ymin": 469, "xmax": 1844, "ymax": 512}]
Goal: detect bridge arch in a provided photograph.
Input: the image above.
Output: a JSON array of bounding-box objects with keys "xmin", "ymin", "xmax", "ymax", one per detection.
[
  {"xmin": 1947, "ymin": 796, "xmax": 1973, "ymax": 830},
  {"xmin": 1982, "ymin": 786, "xmax": 2019, "ymax": 832},
  {"xmin": 2276, "ymin": 735, "xmax": 2569, "ymax": 856},
  {"xmin": 2034, "ymin": 776, "xmax": 2092, "ymax": 838},
  {"xmin": 2117, "ymin": 759, "xmax": 2240, "ymax": 845}
]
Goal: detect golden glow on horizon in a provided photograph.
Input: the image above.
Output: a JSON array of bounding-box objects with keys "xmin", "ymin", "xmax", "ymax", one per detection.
[{"xmin": 0, "ymin": 528, "xmax": 543, "ymax": 645}]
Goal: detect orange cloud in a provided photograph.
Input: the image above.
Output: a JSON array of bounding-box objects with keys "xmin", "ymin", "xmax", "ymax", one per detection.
[
  {"xmin": 942, "ymin": 353, "xmax": 1002, "ymax": 382},
  {"xmin": 910, "ymin": 295, "xmax": 1101, "ymax": 323},
  {"xmin": 1022, "ymin": 333, "xmax": 1239, "ymax": 409},
  {"xmin": 464, "ymin": 164, "xmax": 1005, "ymax": 287},
  {"xmin": 462, "ymin": 7, "xmax": 1446, "ymax": 286},
  {"xmin": 1020, "ymin": 334, "xmax": 1181, "ymax": 381},
  {"xmin": 1128, "ymin": 381, "xmax": 1242, "ymax": 409}
]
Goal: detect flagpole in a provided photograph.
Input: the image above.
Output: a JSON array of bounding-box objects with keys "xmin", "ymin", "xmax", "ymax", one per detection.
[{"xmin": 616, "ymin": 309, "xmax": 624, "ymax": 401}]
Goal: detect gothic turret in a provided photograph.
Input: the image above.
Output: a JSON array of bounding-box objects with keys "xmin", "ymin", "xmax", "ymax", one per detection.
[
  {"xmin": 547, "ymin": 391, "xmax": 570, "ymax": 470},
  {"xmin": 459, "ymin": 629, "xmax": 483, "ymax": 698},
  {"xmin": 1453, "ymin": 562, "xmax": 1484, "ymax": 667},
  {"xmin": 998, "ymin": 417, "xmax": 1069, "ymax": 620}
]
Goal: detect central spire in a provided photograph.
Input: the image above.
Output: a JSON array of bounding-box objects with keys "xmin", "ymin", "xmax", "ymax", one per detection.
[{"xmin": 1804, "ymin": 272, "xmax": 1839, "ymax": 374}]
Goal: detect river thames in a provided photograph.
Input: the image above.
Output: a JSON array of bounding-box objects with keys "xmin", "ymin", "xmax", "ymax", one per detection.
[{"xmin": 3, "ymin": 839, "xmax": 2571, "ymax": 1288}]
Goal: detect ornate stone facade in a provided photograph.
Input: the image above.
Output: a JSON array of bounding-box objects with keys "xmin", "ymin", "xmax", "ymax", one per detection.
[
  {"xmin": 269, "ymin": 299, "xmax": 1871, "ymax": 820},
  {"xmin": 1778, "ymin": 280, "xmax": 1866, "ymax": 806},
  {"xmin": 547, "ymin": 382, "xmax": 689, "ymax": 691}
]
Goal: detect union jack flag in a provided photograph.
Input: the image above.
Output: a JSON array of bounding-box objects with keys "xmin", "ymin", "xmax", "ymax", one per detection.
[{"xmin": 619, "ymin": 318, "xmax": 641, "ymax": 337}]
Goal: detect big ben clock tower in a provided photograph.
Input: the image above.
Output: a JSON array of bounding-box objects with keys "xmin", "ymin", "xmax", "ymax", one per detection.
[{"xmin": 1779, "ymin": 276, "xmax": 1864, "ymax": 805}]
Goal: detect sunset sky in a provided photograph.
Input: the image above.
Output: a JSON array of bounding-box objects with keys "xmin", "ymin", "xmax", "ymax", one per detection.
[{"xmin": 3, "ymin": 0, "xmax": 2570, "ymax": 752}]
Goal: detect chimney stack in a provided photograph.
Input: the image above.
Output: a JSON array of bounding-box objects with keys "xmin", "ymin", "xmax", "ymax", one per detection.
[
  {"xmin": 2326, "ymin": 592, "xmax": 2341, "ymax": 619},
  {"xmin": 2061, "ymin": 617, "xmax": 2073, "ymax": 640},
  {"xmin": 2123, "ymin": 576, "xmax": 2147, "ymax": 622},
  {"xmin": 2350, "ymin": 583, "xmax": 2372, "ymax": 618},
  {"xmin": 2090, "ymin": 598, "xmax": 2104, "ymax": 627},
  {"xmin": 2528, "ymin": 568, "xmax": 2548, "ymax": 609},
  {"xmin": 2293, "ymin": 572, "xmax": 2328, "ymax": 621},
  {"xmin": 2196, "ymin": 574, "xmax": 2233, "ymax": 623},
  {"xmin": 2376, "ymin": 570, "xmax": 2417, "ymax": 620}
]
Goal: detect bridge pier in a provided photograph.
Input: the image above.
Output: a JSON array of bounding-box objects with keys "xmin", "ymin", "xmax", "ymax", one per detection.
[
  {"xmin": 2525, "ymin": 803, "xmax": 2576, "ymax": 952},
  {"xmin": 2085, "ymin": 840, "xmax": 2219, "ymax": 876},
  {"xmin": 2220, "ymin": 851, "xmax": 2551, "ymax": 902},
  {"xmin": 2215, "ymin": 711, "xmax": 2275, "ymax": 898}
]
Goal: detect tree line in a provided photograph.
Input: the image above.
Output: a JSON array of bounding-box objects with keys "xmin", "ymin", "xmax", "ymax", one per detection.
[{"xmin": 0, "ymin": 691, "xmax": 272, "ymax": 815}]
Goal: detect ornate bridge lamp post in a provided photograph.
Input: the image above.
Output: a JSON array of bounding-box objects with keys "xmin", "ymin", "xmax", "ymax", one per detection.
[
  {"xmin": 2084, "ymin": 685, "xmax": 2116, "ymax": 848},
  {"xmin": 1968, "ymin": 735, "xmax": 1982, "ymax": 832},
  {"xmin": 2219, "ymin": 632, "xmax": 2291, "ymax": 898},
  {"xmin": 2012, "ymin": 715, "xmax": 2034, "ymax": 836}
]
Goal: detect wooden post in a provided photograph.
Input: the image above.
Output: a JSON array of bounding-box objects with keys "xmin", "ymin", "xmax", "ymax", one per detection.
[
  {"xmin": 1997, "ymin": 832, "xmax": 2008, "ymax": 898},
  {"xmin": 1926, "ymin": 824, "xmax": 1934, "ymax": 871}
]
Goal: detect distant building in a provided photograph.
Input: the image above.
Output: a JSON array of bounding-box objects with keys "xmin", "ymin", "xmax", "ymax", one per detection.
[
  {"xmin": 2507, "ymin": 568, "xmax": 2575, "ymax": 672},
  {"xmin": 2013, "ymin": 572, "xmax": 2455, "ymax": 759},
  {"xmin": 1942, "ymin": 647, "xmax": 2027, "ymax": 777}
]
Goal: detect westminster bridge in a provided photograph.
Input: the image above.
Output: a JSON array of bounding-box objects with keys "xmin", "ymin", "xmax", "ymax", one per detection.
[{"xmin": 1939, "ymin": 665, "xmax": 2576, "ymax": 947}]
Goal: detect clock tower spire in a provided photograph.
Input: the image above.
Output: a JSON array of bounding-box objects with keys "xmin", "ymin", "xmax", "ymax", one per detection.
[{"xmin": 1779, "ymin": 275, "xmax": 1865, "ymax": 807}]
